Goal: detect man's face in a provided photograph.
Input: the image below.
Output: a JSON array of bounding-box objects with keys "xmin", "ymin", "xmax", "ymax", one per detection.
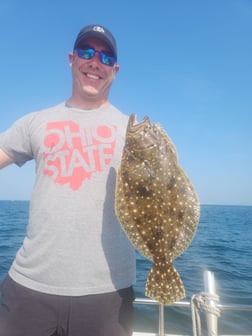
[{"xmin": 69, "ymin": 37, "xmax": 119, "ymax": 107}]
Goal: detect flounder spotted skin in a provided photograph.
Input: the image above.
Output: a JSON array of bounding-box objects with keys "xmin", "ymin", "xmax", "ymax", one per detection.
[{"xmin": 115, "ymin": 114, "xmax": 200, "ymax": 305}]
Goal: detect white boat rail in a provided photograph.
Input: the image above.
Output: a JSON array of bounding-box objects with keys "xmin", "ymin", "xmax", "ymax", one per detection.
[{"xmin": 133, "ymin": 270, "xmax": 252, "ymax": 336}]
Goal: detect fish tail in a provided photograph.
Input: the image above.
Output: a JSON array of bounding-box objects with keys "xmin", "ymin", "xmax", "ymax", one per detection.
[{"xmin": 145, "ymin": 260, "xmax": 186, "ymax": 305}]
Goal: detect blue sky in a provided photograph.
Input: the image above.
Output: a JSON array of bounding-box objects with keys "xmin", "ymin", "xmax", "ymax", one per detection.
[{"xmin": 0, "ymin": 0, "xmax": 251, "ymax": 205}]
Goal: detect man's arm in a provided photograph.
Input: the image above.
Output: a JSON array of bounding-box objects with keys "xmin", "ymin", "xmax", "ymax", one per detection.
[{"xmin": 0, "ymin": 148, "xmax": 15, "ymax": 169}]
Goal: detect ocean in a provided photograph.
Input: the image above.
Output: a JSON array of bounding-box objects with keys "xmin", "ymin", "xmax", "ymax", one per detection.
[{"xmin": 0, "ymin": 201, "xmax": 251, "ymax": 335}]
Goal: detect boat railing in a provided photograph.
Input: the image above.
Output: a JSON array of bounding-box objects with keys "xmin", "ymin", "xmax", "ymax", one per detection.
[{"xmin": 133, "ymin": 270, "xmax": 252, "ymax": 336}]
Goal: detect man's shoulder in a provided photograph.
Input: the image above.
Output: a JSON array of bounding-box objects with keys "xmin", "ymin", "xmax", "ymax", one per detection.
[
  {"xmin": 17, "ymin": 102, "xmax": 67, "ymax": 124},
  {"xmin": 32, "ymin": 102, "xmax": 66, "ymax": 116},
  {"xmin": 105, "ymin": 103, "xmax": 129, "ymax": 123}
]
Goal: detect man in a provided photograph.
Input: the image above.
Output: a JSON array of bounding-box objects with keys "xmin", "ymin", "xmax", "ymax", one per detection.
[{"xmin": 0, "ymin": 24, "xmax": 136, "ymax": 336}]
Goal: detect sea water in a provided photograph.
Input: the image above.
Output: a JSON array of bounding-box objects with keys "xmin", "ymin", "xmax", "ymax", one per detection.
[{"xmin": 0, "ymin": 201, "xmax": 252, "ymax": 334}]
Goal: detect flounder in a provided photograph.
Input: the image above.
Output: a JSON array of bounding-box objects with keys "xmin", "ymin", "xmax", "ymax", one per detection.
[{"xmin": 115, "ymin": 114, "xmax": 200, "ymax": 305}]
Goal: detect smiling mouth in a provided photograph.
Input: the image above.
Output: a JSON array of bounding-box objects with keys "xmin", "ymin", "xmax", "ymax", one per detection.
[{"xmin": 85, "ymin": 72, "xmax": 101, "ymax": 80}]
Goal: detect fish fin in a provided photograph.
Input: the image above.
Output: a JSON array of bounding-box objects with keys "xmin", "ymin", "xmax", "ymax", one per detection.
[{"xmin": 145, "ymin": 260, "xmax": 185, "ymax": 305}]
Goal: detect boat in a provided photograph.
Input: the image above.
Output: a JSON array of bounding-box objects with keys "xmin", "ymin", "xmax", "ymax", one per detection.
[{"xmin": 132, "ymin": 270, "xmax": 252, "ymax": 336}]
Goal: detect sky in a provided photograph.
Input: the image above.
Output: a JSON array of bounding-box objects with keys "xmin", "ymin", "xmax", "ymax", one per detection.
[{"xmin": 0, "ymin": 0, "xmax": 251, "ymax": 205}]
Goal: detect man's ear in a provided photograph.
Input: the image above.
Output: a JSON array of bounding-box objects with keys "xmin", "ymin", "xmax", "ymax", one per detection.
[
  {"xmin": 68, "ymin": 52, "xmax": 74, "ymax": 67},
  {"xmin": 113, "ymin": 63, "xmax": 120, "ymax": 75}
]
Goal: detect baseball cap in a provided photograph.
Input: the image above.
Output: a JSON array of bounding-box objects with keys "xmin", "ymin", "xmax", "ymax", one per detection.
[{"xmin": 73, "ymin": 24, "xmax": 117, "ymax": 58}]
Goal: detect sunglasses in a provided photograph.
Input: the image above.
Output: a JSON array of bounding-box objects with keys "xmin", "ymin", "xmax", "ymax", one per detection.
[{"xmin": 76, "ymin": 48, "xmax": 117, "ymax": 66}]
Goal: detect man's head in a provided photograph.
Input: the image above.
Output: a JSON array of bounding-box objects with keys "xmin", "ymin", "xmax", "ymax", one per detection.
[{"xmin": 68, "ymin": 24, "xmax": 120, "ymax": 109}]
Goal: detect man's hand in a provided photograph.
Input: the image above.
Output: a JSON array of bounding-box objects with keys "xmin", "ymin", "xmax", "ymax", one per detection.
[{"xmin": 0, "ymin": 149, "xmax": 15, "ymax": 169}]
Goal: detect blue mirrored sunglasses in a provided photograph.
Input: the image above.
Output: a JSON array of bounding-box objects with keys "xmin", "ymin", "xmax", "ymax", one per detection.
[{"xmin": 76, "ymin": 48, "xmax": 117, "ymax": 66}]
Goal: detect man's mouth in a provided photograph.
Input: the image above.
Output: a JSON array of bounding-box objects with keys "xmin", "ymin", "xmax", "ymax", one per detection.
[{"xmin": 85, "ymin": 72, "xmax": 101, "ymax": 80}]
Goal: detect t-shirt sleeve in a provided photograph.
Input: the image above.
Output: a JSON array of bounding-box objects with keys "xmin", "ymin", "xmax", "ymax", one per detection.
[{"xmin": 0, "ymin": 115, "xmax": 34, "ymax": 166}]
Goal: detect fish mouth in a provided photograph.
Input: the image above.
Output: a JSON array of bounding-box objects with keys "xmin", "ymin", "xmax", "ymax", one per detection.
[{"xmin": 127, "ymin": 114, "xmax": 150, "ymax": 133}]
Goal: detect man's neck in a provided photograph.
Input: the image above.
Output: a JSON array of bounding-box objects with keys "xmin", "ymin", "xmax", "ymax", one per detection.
[{"xmin": 66, "ymin": 96, "xmax": 108, "ymax": 110}]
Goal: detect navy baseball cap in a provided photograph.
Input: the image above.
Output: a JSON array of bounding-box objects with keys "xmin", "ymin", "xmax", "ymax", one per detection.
[{"xmin": 73, "ymin": 24, "xmax": 117, "ymax": 58}]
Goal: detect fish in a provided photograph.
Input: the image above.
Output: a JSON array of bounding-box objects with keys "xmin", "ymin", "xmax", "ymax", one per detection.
[{"xmin": 115, "ymin": 114, "xmax": 200, "ymax": 305}]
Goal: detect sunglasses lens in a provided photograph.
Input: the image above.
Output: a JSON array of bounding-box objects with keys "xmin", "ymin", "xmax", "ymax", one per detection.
[
  {"xmin": 77, "ymin": 48, "xmax": 95, "ymax": 60},
  {"xmin": 100, "ymin": 52, "xmax": 116, "ymax": 66}
]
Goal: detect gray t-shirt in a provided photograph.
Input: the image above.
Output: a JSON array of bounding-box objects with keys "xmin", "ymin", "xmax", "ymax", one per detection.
[{"xmin": 0, "ymin": 102, "xmax": 136, "ymax": 295}]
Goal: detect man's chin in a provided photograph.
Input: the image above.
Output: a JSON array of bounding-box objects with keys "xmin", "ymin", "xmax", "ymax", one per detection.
[{"xmin": 82, "ymin": 85, "xmax": 99, "ymax": 96}]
